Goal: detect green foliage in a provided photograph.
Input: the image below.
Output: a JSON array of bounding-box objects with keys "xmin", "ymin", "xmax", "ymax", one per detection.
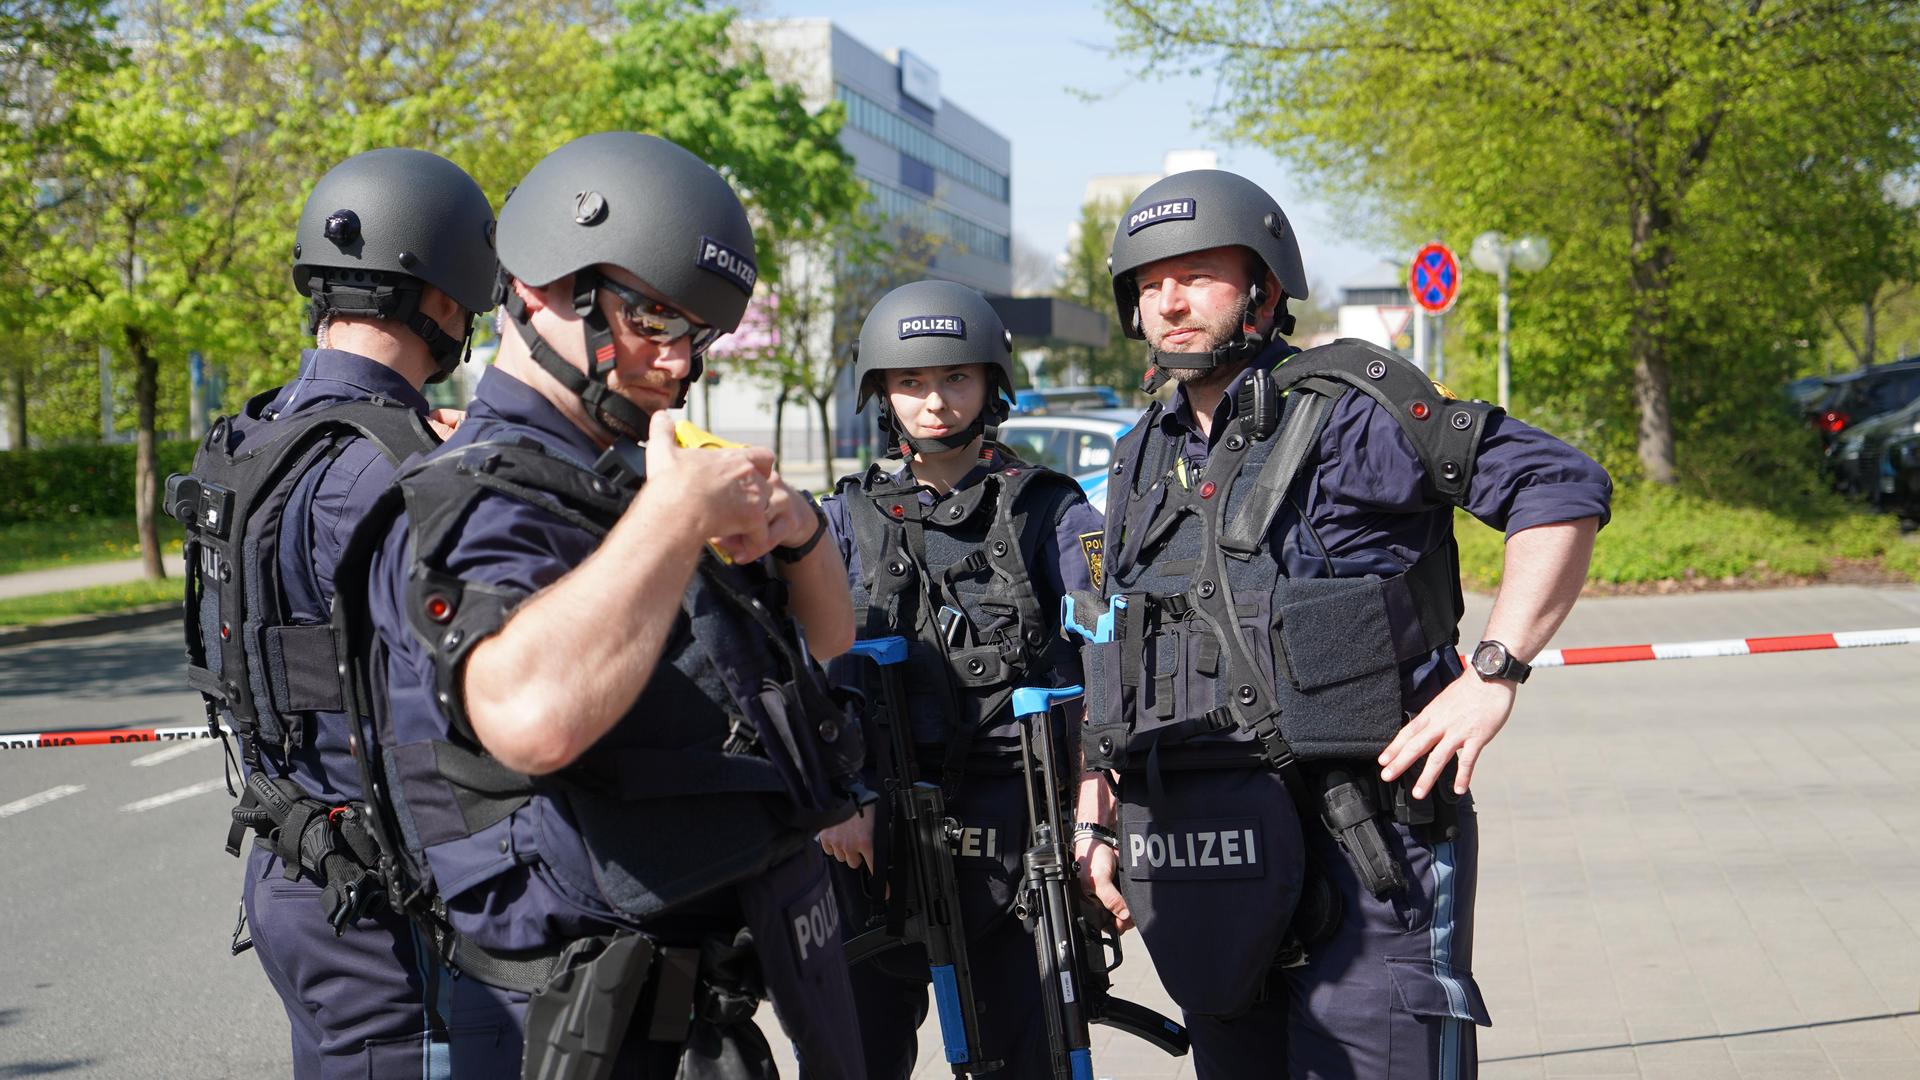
[
  {"xmin": 1455, "ymin": 484, "xmax": 1920, "ymax": 592},
  {"xmin": 0, "ymin": 577, "xmax": 179, "ymax": 626},
  {"xmin": 0, "ymin": 442, "xmax": 195, "ymax": 523},
  {"xmin": 0, "ymin": 516, "xmax": 182, "ymax": 574},
  {"xmin": 1104, "ymin": 0, "xmax": 1920, "ymax": 484},
  {"xmin": 1055, "ymin": 196, "xmax": 1141, "ymax": 394}
]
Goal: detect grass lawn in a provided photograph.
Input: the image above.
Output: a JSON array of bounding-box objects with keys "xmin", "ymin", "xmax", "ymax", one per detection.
[
  {"xmin": 0, "ymin": 516, "xmax": 184, "ymax": 576},
  {"xmin": 1456, "ymin": 483, "xmax": 1920, "ymax": 592},
  {"xmin": 0, "ymin": 578, "xmax": 180, "ymax": 627}
]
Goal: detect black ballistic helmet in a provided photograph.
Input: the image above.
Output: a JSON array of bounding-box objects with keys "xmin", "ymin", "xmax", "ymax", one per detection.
[
  {"xmin": 1108, "ymin": 169, "xmax": 1309, "ymax": 390},
  {"xmin": 853, "ymin": 280, "xmax": 1015, "ymax": 456},
  {"xmin": 494, "ymin": 132, "xmax": 758, "ymax": 439},
  {"xmin": 292, "ymin": 148, "xmax": 497, "ymax": 381}
]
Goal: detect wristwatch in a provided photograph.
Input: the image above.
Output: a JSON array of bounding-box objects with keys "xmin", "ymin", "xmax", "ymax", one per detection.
[{"xmin": 1469, "ymin": 639, "xmax": 1531, "ymax": 684}]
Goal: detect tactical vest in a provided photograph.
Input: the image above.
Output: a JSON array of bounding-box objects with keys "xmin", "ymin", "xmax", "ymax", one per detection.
[
  {"xmin": 1084, "ymin": 339, "xmax": 1500, "ymax": 777},
  {"xmin": 837, "ymin": 461, "xmax": 1081, "ymax": 793},
  {"xmin": 333, "ymin": 438, "xmax": 864, "ymax": 990},
  {"xmin": 169, "ymin": 387, "xmax": 437, "ymax": 765}
]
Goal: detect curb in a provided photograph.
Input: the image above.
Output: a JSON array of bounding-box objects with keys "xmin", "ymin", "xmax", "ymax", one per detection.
[{"xmin": 0, "ymin": 604, "xmax": 178, "ymax": 649}]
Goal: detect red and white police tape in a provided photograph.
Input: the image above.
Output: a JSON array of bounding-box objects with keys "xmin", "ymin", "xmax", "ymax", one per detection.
[
  {"xmin": 1527, "ymin": 625, "xmax": 1920, "ymax": 668},
  {"xmin": 3, "ymin": 626, "xmax": 1917, "ymax": 750},
  {"xmin": 0, "ymin": 722, "xmax": 224, "ymax": 750}
]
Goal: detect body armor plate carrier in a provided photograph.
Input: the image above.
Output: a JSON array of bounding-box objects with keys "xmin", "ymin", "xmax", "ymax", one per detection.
[
  {"xmin": 331, "ymin": 438, "xmax": 864, "ymax": 995},
  {"xmin": 1083, "ymin": 338, "xmax": 1498, "ymax": 779},
  {"xmin": 836, "ymin": 461, "xmax": 1082, "ymax": 797},
  {"xmin": 166, "ymin": 388, "xmax": 436, "ymax": 931}
]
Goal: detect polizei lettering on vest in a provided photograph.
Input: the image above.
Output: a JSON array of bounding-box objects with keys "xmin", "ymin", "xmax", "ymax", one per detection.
[
  {"xmin": 949, "ymin": 825, "xmax": 1000, "ymax": 860},
  {"xmin": 1125, "ymin": 198, "xmax": 1197, "ymax": 235},
  {"xmin": 897, "ymin": 315, "xmax": 966, "ymax": 340},
  {"xmin": 1122, "ymin": 818, "xmax": 1263, "ymax": 881},
  {"xmin": 790, "ymin": 890, "xmax": 841, "ymax": 963},
  {"xmin": 696, "ymin": 235, "xmax": 758, "ymax": 295}
]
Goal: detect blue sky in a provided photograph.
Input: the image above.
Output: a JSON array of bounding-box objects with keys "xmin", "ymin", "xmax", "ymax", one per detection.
[{"xmin": 757, "ymin": 0, "xmax": 1396, "ymax": 299}]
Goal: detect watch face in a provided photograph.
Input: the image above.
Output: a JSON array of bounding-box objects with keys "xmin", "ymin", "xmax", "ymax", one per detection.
[{"xmin": 1471, "ymin": 642, "xmax": 1504, "ymax": 677}]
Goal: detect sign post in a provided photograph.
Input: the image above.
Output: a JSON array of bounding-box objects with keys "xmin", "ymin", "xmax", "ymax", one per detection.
[{"xmin": 1409, "ymin": 243, "xmax": 1461, "ymax": 382}]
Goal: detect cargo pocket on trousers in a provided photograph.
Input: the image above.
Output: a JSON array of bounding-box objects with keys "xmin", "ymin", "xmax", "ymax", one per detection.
[
  {"xmin": 363, "ymin": 1026, "xmax": 511, "ymax": 1079},
  {"xmin": 1385, "ymin": 956, "xmax": 1490, "ymax": 1025}
]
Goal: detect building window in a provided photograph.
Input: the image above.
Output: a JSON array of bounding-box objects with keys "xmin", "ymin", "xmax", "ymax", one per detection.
[
  {"xmin": 860, "ymin": 177, "xmax": 1011, "ymax": 263},
  {"xmin": 835, "ymin": 84, "xmax": 1010, "ymax": 203}
]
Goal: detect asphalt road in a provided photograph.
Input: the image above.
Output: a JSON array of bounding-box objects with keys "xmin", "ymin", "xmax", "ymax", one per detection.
[{"xmin": 2, "ymin": 585, "xmax": 1917, "ymax": 1079}]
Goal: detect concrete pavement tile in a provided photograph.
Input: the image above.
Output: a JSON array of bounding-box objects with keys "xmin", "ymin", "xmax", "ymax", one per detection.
[
  {"xmin": 1810, "ymin": 1016, "xmax": 1920, "ymax": 1059},
  {"xmin": 1480, "ymin": 1061, "xmax": 1547, "ymax": 1080},
  {"xmin": 1830, "ymin": 1060, "xmax": 1920, "ymax": 1080},
  {"xmin": 1539, "ymin": 1047, "xmax": 1642, "ymax": 1076},
  {"xmin": 1635, "ymin": 1062, "xmax": 1742, "ymax": 1080},
  {"xmin": 1727, "ymin": 1053, "xmax": 1841, "ymax": 1079}
]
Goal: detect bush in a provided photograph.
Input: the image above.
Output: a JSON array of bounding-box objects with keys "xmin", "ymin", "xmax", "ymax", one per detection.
[
  {"xmin": 0, "ymin": 441, "xmax": 197, "ymax": 524},
  {"xmin": 1455, "ymin": 482, "xmax": 1920, "ymax": 591}
]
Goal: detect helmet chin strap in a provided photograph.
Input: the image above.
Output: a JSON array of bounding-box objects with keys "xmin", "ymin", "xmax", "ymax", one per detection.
[
  {"xmin": 1138, "ymin": 288, "xmax": 1293, "ymax": 394},
  {"xmin": 880, "ymin": 399, "xmax": 1008, "ymax": 459},
  {"xmin": 502, "ymin": 271, "xmax": 665, "ymax": 443}
]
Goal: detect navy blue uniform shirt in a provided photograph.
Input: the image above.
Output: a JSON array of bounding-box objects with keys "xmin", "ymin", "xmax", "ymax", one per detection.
[
  {"xmin": 1159, "ymin": 341, "xmax": 1612, "ymax": 705},
  {"xmin": 822, "ymin": 445, "xmax": 1106, "ymax": 689},
  {"xmin": 225, "ymin": 348, "xmax": 432, "ymax": 803},
  {"xmin": 368, "ymin": 367, "xmax": 769, "ymax": 953}
]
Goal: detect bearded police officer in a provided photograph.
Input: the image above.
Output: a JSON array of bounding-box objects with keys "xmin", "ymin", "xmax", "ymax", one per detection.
[
  {"xmin": 334, "ymin": 131, "xmax": 870, "ymax": 1079},
  {"xmin": 168, "ymin": 148, "xmax": 495, "ymax": 1076},
  {"xmin": 1072, "ymin": 170, "xmax": 1612, "ymax": 1078},
  {"xmin": 808, "ymin": 280, "xmax": 1104, "ymax": 1078}
]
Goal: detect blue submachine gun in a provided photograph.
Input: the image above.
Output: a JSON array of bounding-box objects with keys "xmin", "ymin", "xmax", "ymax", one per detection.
[
  {"xmin": 1012, "ymin": 672, "xmax": 1190, "ymax": 1079},
  {"xmin": 841, "ymin": 636, "xmax": 1000, "ymax": 1077}
]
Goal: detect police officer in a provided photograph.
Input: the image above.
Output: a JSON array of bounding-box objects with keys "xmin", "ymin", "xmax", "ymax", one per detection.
[
  {"xmin": 338, "ymin": 131, "xmax": 869, "ymax": 1079},
  {"xmin": 169, "ymin": 147, "xmax": 495, "ymax": 1077},
  {"xmin": 809, "ymin": 280, "xmax": 1105, "ymax": 1077},
  {"xmin": 1072, "ymin": 170, "xmax": 1612, "ymax": 1078}
]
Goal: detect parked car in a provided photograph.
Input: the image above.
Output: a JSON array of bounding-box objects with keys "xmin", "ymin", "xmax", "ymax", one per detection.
[
  {"xmin": 1805, "ymin": 357, "xmax": 1920, "ymax": 447},
  {"xmin": 999, "ymin": 408, "xmax": 1140, "ymax": 511},
  {"xmin": 1831, "ymin": 394, "xmax": 1920, "ymax": 501},
  {"xmin": 1880, "ymin": 430, "xmax": 1920, "ymax": 527},
  {"xmin": 1011, "ymin": 386, "xmax": 1124, "ymax": 415}
]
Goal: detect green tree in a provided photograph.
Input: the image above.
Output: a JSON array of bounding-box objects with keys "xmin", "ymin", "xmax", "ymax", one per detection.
[
  {"xmin": 41, "ymin": 0, "xmax": 281, "ymax": 576},
  {"xmin": 1056, "ymin": 195, "xmax": 1140, "ymax": 394},
  {"xmin": 1105, "ymin": 0, "xmax": 1920, "ymax": 485},
  {"xmin": 0, "ymin": 0, "xmax": 118, "ymax": 447}
]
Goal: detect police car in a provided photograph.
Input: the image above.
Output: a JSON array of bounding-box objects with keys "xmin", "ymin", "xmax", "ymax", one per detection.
[{"xmin": 999, "ymin": 408, "xmax": 1139, "ymax": 512}]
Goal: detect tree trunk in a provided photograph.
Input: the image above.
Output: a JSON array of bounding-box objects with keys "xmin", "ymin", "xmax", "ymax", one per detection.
[
  {"xmin": 4, "ymin": 358, "xmax": 24, "ymax": 449},
  {"xmin": 129, "ymin": 329, "xmax": 165, "ymax": 579},
  {"xmin": 771, "ymin": 389, "xmax": 788, "ymax": 469},
  {"xmin": 1861, "ymin": 298, "xmax": 1877, "ymax": 369},
  {"xmin": 1628, "ymin": 185, "xmax": 1679, "ymax": 486},
  {"xmin": 815, "ymin": 394, "xmax": 835, "ymax": 490}
]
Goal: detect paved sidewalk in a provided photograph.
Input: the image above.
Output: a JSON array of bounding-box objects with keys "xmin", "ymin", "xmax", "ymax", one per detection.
[
  {"xmin": 0, "ymin": 554, "xmax": 185, "ymax": 601},
  {"xmin": 759, "ymin": 585, "xmax": 1920, "ymax": 1078}
]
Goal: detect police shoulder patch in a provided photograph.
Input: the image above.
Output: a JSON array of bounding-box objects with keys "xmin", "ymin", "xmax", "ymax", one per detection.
[
  {"xmin": 1126, "ymin": 197, "xmax": 1197, "ymax": 235},
  {"xmin": 1079, "ymin": 530, "xmax": 1104, "ymax": 592},
  {"xmin": 696, "ymin": 235, "xmax": 757, "ymax": 296},
  {"xmin": 898, "ymin": 315, "xmax": 966, "ymax": 339}
]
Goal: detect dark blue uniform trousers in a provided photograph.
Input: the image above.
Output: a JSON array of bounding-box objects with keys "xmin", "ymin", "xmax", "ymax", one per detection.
[
  {"xmin": 244, "ymin": 845, "xmax": 505, "ymax": 1078},
  {"xmin": 1184, "ymin": 796, "xmax": 1489, "ymax": 1079}
]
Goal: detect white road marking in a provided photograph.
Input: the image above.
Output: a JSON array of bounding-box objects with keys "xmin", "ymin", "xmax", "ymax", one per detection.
[
  {"xmin": 0, "ymin": 784, "xmax": 86, "ymax": 818},
  {"xmin": 120, "ymin": 778, "xmax": 226, "ymax": 813},
  {"xmin": 131, "ymin": 739, "xmax": 213, "ymax": 767}
]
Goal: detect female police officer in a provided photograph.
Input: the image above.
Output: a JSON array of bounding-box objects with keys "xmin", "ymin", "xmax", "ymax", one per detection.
[
  {"xmin": 809, "ymin": 280, "xmax": 1105, "ymax": 1078},
  {"xmin": 337, "ymin": 132, "xmax": 869, "ymax": 1079}
]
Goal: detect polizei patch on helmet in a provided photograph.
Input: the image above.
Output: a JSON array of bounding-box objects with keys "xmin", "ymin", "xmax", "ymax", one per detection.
[
  {"xmin": 1126, "ymin": 198, "xmax": 1197, "ymax": 235},
  {"xmin": 696, "ymin": 236, "xmax": 757, "ymax": 296},
  {"xmin": 898, "ymin": 315, "xmax": 966, "ymax": 339}
]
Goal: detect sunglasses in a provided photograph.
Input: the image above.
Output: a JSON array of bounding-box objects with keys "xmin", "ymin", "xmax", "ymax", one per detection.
[{"xmin": 597, "ymin": 277, "xmax": 723, "ymax": 357}]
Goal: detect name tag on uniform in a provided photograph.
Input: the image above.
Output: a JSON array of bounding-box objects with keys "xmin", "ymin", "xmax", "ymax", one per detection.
[{"xmin": 1122, "ymin": 817, "xmax": 1264, "ymax": 881}]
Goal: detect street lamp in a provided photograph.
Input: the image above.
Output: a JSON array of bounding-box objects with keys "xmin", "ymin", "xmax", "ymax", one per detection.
[{"xmin": 1469, "ymin": 231, "xmax": 1551, "ymax": 410}]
